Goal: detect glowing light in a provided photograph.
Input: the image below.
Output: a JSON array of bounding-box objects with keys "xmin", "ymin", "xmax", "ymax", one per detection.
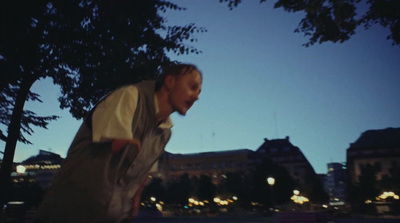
[
  {"xmin": 291, "ymin": 194, "xmax": 309, "ymax": 204},
  {"xmin": 267, "ymin": 177, "xmax": 275, "ymax": 186},
  {"xmin": 376, "ymin": 191, "xmax": 399, "ymax": 200},
  {"xmin": 16, "ymin": 165, "xmax": 26, "ymax": 174},
  {"xmin": 155, "ymin": 203, "xmax": 162, "ymax": 211}
]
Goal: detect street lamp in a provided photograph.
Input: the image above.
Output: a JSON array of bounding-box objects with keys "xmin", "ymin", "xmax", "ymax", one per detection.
[
  {"xmin": 267, "ymin": 177, "xmax": 275, "ymax": 186},
  {"xmin": 16, "ymin": 165, "xmax": 26, "ymax": 175},
  {"xmin": 267, "ymin": 177, "xmax": 275, "ymax": 209}
]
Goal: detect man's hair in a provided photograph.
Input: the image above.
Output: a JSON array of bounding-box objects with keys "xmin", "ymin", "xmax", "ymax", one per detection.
[{"xmin": 155, "ymin": 63, "xmax": 201, "ymax": 90}]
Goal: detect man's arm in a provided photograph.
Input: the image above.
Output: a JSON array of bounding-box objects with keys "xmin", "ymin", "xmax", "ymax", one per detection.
[
  {"xmin": 111, "ymin": 138, "xmax": 140, "ymax": 153},
  {"xmin": 130, "ymin": 176, "xmax": 149, "ymax": 218}
]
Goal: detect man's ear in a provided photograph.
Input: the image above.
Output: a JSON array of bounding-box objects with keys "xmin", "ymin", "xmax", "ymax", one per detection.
[{"xmin": 164, "ymin": 75, "xmax": 176, "ymax": 91}]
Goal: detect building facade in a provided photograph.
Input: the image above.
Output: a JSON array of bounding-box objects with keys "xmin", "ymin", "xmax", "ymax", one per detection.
[
  {"xmin": 158, "ymin": 149, "xmax": 254, "ymax": 184},
  {"xmin": 13, "ymin": 136, "xmax": 318, "ymax": 189},
  {"xmin": 325, "ymin": 162, "xmax": 347, "ymax": 206},
  {"xmin": 158, "ymin": 136, "xmax": 317, "ymax": 187},
  {"xmin": 254, "ymin": 136, "xmax": 316, "ymax": 185},
  {"xmin": 12, "ymin": 150, "xmax": 63, "ymax": 189},
  {"xmin": 346, "ymin": 127, "xmax": 400, "ymax": 183}
]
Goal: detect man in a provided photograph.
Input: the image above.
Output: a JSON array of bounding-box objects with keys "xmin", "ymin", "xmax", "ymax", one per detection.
[{"xmin": 37, "ymin": 63, "xmax": 203, "ymax": 222}]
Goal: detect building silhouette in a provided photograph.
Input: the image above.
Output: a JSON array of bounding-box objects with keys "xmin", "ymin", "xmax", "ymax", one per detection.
[
  {"xmin": 254, "ymin": 136, "xmax": 316, "ymax": 186},
  {"xmin": 13, "ymin": 137, "xmax": 318, "ymax": 190},
  {"xmin": 158, "ymin": 149, "xmax": 254, "ymax": 184},
  {"xmin": 324, "ymin": 162, "xmax": 347, "ymax": 206},
  {"xmin": 346, "ymin": 127, "xmax": 400, "ymax": 183},
  {"xmin": 158, "ymin": 136, "xmax": 317, "ymax": 188},
  {"xmin": 12, "ymin": 150, "xmax": 63, "ymax": 189}
]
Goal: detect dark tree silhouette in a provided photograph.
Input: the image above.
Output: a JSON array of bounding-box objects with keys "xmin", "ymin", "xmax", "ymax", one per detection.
[
  {"xmin": 166, "ymin": 174, "xmax": 193, "ymax": 206},
  {"xmin": 302, "ymin": 175, "xmax": 329, "ymax": 204},
  {"xmin": 220, "ymin": 0, "xmax": 400, "ymax": 46},
  {"xmin": 217, "ymin": 171, "xmax": 251, "ymax": 209},
  {"xmin": 195, "ymin": 175, "xmax": 216, "ymax": 202},
  {"xmin": 348, "ymin": 163, "xmax": 379, "ymax": 213},
  {"xmin": 141, "ymin": 177, "xmax": 166, "ymax": 203},
  {"xmin": 0, "ymin": 0, "xmax": 205, "ymax": 206},
  {"xmin": 252, "ymin": 159, "xmax": 297, "ymax": 207}
]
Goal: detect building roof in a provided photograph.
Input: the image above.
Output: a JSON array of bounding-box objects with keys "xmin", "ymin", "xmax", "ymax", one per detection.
[
  {"xmin": 349, "ymin": 127, "xmax": 400, "ymax": 149},
  {"xmin": 255, "ymin": 136, "xmax": 300, "ymax": 154},
  {"xmin": 162, "ymin": 149, "xmax": 253, "ymax": 160},
  {"xmin": 22, "ymin": 150, "xmax": 64, "ymax": 165}
]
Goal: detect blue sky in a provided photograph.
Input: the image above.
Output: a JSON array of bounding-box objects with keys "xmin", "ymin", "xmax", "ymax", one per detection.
[{"xmin": 2, "ymin": 0, "xmax": 400, "ymax": 174}]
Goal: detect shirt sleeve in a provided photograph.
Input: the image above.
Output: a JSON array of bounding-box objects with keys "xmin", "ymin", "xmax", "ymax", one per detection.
[
  {"xmin": 149, "ymin": 161, "xmax": 158, "ymax": 173},
  {"xmin": 92, "ymin": 85, "xmax": 138, "ymax": 143}
]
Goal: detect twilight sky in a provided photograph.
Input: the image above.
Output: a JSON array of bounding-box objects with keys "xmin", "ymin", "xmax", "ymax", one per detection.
[{"xmin": 2, "ymin": 0, "xmax": 400, "ymax": 174}]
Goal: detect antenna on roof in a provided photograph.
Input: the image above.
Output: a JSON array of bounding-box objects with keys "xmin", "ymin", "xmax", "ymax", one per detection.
[
  {"xmin": 200, "ymin": 134, "xmax": 203, "ymax": 151},
  {"xmin": 274, "ymin": 111, "xmax": 279, "ymax": 138},
  {"xmin": 212, "ymin": 131, "xmax": 215, "ymax": 150}
]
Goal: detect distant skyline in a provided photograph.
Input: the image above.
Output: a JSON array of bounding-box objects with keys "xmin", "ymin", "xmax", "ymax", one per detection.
[{"xmin": 1, "ymin": 0, "xmax": 399, "ymax": 174}]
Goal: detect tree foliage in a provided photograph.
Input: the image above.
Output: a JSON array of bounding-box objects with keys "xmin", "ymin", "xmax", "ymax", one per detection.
[
  {"xmin": 195, "ymin": 175, "xmax": 216, "ymax": 201},
  {"xmin": 347, "ymin": 163, "xmax": 380, "ymax": 213},
  {"xmin": 0, "ymin": 86, "xmax": 58, "ymax": 145},
  {"xmin": 0, "ymin": 0, "xmax": 205, "ymax": 205},
  {"xmin": 141, "ymin": 177, "xmax": 166, "ymax": 202},
  {"xmin": 380, "ymin": 166, "xmax": 400, "ymax": 194},
  {"xmin": 217, "ymin": 171, "xmax": 251, "ymax": 209},
  {"xmin": 252, "ymin": 158, "xmax": 297, "ymax": 206},
  {"xmin": 220, "ymin": 0, "xmax": 400, "ymax": 46},
  {"xmin": 302, "ymin": 175, "xmax": 329, "ymax": 204},
  {"xmin": 166, "ymin": 173, "xmax": 193, "ymax": 206}
]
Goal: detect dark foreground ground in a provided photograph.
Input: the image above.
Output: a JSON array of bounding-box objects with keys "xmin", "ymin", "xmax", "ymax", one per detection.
[
  {"xmin": 130, "ymin": 211, "xmax": 400, "ymax": 223},
  {"xmin": 9, "ymin": 210, "xmax": 400, "ymax": 223},
  {"xmin": 132, "ymin": 215, "xmax": 399, "ymax": 223}
]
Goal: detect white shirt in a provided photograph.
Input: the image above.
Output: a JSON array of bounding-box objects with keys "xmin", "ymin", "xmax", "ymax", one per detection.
[{"xmin": 91, "ymin": 85, "xmax": 172, "ymax": 143}]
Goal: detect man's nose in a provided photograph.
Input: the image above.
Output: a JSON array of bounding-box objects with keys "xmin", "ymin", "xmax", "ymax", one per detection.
[{"xmin": 193, "ymin": 90, "xmax": 200, "ymax": 101}]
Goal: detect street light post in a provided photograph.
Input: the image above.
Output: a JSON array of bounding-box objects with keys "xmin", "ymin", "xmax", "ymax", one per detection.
[
  {"xmin": 16, "ymin": 165, "xmax": 27, "ymax": 201},
  {"xmin": 267, "ymin": 177, "xmax": 275, "ymax": 210}
]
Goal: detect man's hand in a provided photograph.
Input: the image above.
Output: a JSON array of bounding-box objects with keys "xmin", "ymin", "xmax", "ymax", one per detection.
[
  {"xmin": 130, "ymin": 177, "xmax": 149, "ymax": 218},
  {"xmin": 111, "ymin": 138, "xmax": 140, "ymax": 153}
]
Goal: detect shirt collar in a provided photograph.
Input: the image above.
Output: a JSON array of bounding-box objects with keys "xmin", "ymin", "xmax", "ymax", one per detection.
[{"xmin": 154, "ymin": 95, "xmax": 173, "ymax": 129}]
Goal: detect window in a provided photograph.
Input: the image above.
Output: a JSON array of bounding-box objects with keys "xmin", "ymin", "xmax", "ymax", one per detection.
[
  {"xmin": 270, "ymin": 148, "xmax": 278, "ymax": 153},
  {"xmin": 374, "ymin": 162, "xmax": 382, "ymax": 172},
  {"xmin": 391, "ymin": 160, "xmax": 398, "ymax": 169},
  {"xmin": 283, "ymin": 147, "xmax": 290, "ymax": 152}
]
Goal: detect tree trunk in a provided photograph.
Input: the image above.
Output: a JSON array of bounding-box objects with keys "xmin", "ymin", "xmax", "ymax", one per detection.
[{"xmin": 0, "ymin": 76, "xmax": 37, "ymax": 207}]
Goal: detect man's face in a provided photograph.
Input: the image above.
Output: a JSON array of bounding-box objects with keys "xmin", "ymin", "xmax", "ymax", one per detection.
[{"xmin": 168, "ymin": 70, "xmax": 202, "ymax": 115}]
